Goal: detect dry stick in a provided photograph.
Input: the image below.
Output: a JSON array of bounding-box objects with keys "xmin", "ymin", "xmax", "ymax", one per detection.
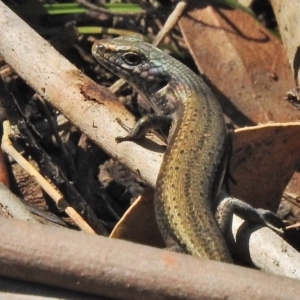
[
  {"xmin": 1, "ymin": 121, "xmax": 96, "ymax": 234},
  {"xmin": 0, "ymin": 182, "xmax": 38, "ymax": 222},
  {"xmin": 270, "ymin": 0, "xmax": 300, "ymax": 83},
  {"xmin": 1, "ymin": 216, "xmax": 300, "ymax": 300},
  {"xmin": 271, "ymin": 0, "xmax": 300, "ymax": 106},
  {"xmin": 37, "ymin": 95, "xmax": 77, "ymax": 182},
  {"xmin": 0, "ymin": 276, "xmax": 104, "ymax": 300},
  {"xmin": 152, "ymin": 0, "xmax": 187, "ymax": 46},
  {"xmin": 0, "ymin": 2, "xmax": 160, "ymax": 187}
]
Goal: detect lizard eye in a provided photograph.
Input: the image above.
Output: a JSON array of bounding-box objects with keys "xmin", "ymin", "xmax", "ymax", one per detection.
[{"xmin": 123, "ymin": 52, "xmax": 142, "ymax": 66}]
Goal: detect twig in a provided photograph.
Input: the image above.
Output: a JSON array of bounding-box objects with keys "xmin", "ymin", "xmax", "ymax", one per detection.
[
  {"xmin": 0, "ymin": 276, "xmax": 103, "ymax": 300},
  {"xmin": 153, "ymin": 0, "xmax": 187, "ymax": 46},
  {"xmin": 0, "ymin": 182, "xmax": 38, "ymax": 222},
  {"xmin": 37, "ymin": 95, "xmax": 77, "ymax": 182},
  {"xmin": 1, "ymin": 121, "xmax": 96, "ymax": 234}
]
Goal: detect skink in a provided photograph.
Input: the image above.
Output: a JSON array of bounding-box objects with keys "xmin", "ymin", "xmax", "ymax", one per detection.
[{"xmin": 92, "ymin": 37, "xmax": 232, "ymax": 262}]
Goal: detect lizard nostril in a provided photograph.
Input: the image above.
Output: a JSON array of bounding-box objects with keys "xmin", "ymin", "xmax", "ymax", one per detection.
[
  {"xmin": 96, "ymin": 44, "xmax": 105, "ymax": 53},
  {"xmin": 92, "ymin": 43, "xmax": 106, "ymax": 56}
]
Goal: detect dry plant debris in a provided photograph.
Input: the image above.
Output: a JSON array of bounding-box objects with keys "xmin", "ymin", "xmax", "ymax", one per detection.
[{"xmin": 0, "ymin": 0, "xmax": 300, "ymax": 298}]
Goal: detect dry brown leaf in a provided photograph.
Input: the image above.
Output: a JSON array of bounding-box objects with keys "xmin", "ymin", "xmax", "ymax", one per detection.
[
  {"xmin": 229, "ymin": 122, "xmax": 300, "ymax": 211},
  {"xmin": 110, "ymin": 187, "xmax": 165, "ymax": 248},
  {"xmin": 179, "ymin": 1, "xmax": 297, "ymax": 124}
]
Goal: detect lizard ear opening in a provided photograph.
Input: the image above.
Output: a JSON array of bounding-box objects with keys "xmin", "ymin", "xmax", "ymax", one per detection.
[{"xmin": 123, "ymin": 52, "xmax": 142, "ymax": 66}]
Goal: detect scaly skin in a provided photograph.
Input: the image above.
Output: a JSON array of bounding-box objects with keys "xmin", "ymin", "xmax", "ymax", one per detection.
[{"xmin": 92, "ymin": 37, "xmax": 232, "ymax": 262}]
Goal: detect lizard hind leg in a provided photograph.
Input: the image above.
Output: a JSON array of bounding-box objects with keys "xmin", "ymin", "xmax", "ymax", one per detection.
[{"xmin": 215, "ymin": 191, "xmax": 284, "ymax": 235}]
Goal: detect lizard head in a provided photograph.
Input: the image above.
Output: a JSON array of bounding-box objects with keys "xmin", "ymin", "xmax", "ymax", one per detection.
[{"xmin": 92, "ymin": 37, "xmax": 171, "ymax": 95}]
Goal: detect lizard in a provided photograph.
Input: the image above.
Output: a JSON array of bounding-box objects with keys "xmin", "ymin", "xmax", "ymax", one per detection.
[{"xmin": 92, "ymin": 37, "xmax": 282, "ymax": 263}]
